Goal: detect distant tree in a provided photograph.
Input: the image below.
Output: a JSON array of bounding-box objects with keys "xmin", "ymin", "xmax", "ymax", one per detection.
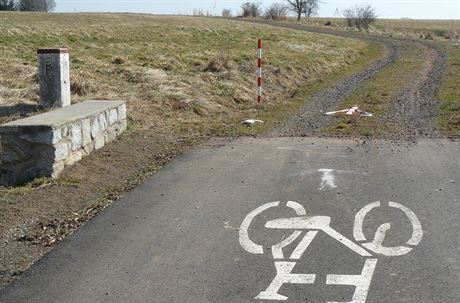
[
  {"xmin": 222, "ymin": 8, "xmax": 232, "ymax": 18},
  {"xmin": 241, "ymin": 1, "xmax": 262, "ymax": 18},
  {"xmin": 193, "ymin": 8, "xmax": 205, "ymax": 16},
  {"xmin": 344, "ymin": 5, "xmax": 377, "ymax": 29},
  {"xmin": 265, "ymin": 2, "xmax": 288, "ymax": 21},
  {"xmin": 0, "ymin": 0, "xmax": 16, "ymax": 10},
  {"xmin": 303, "ymin": 0, "xmax": 320, "ymax": 17},
  {"xmin": 285, "ymin": 0, "xmax": 304, "ymax": 21},
  {"xmin": 359, "ymin": 5, "xmax": 377, "ymax": 29},
  {"xmin": 18, "ymin": 0, "xmax": 56, "ymax": 12}
]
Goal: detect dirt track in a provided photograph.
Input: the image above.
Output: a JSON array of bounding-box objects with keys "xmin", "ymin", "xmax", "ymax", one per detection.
[
  {"xmin": 381, "ymin": 42, "xmax": 448, "ymax": 140},
  {"xmin": 249, "ymin": 22, "xmax": 448, "ymax": 140}
]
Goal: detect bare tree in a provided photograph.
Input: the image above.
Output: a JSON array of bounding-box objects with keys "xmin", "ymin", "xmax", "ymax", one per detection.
[
  {"xmin": 0, "ymin": 0, "xmax": 16, "ymax": 10},
  {"xmin": 285, "ymin": 0, "xmax": 304, "ymax": 21},
  {"xmin": 193, "ymin": 8, "xmax": 205, "ymax": 16},
  {"xmin": 359, "ymin": 5, "xmax": 377, "ymax": 29},
  {"xmin": 303, "ymin": 0, "xmax": 320, "ymax": 17},
  {"xmin": 222, "ymin": 9, "xmax": 232, "ymax": 18},
  {"xmin": 241, "ymin": 1, "xmax": 262, "ymax": 18},
  {"xmin": 18, "ymin": 0, "xmax": 56, "ymax": 12},
  {"xmin": 265, "ymin": 2, "xmax": 288, "ymax": 21},
  {"xmin": 344, "ymin": 5, "xmax": 377, "ymax": 29}
]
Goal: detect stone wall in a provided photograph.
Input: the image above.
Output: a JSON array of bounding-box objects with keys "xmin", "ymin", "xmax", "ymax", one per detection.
[{"xmin": 0, "ymin": 100, "xmax": 126, "ymax": 186}]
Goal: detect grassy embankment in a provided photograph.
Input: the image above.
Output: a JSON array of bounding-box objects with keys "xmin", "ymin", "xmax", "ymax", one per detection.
[
  {"xmin": 0, "ymin": 13, "xmax": 379, "ymax": 131},
  {"xmin": 0, "ymin": 13, "xmax": 384, "ymax": 288}
]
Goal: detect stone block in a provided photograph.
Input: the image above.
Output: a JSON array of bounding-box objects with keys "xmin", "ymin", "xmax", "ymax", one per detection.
[
  {"xmin": 55, "ymin": 142, "xmax": 70, "ymax": 161},
  {"xmin": 70, "ymin": 122, "xmax": 82, "ymax": 151},
  {"xmin": 66, "ymin": 150, "xmax": 83, "ymax": 166},
  {"xmin": 37, "ymin": 48, "xmax": 71, "ymax": 109},
  {"xmin": 94, "ymin": 134, "xmax": 105, "ymax": 150},
  {"xmin": 90, "ymin": 116, "xmax": 99, "ymax": 139},
  {"xmin": 107, "ymin": 127, "xmax": 117, "ymax": 142},
  {"xmin": 52, "ymin": 161, "xmax": 65, "ymax": 178},
  {"xmin": 0, "ymin": 100, "xmax": 127, "ymax": 185},
  {"xmin": 61, "ymin": 126, "xmax": 68, "ymax": 138},
  {"xmin": 118, "ymin": 104, "xmax": 127, "ymax": 121},
  {"xmin": 82, "ymin": 118, "xmax": 91, "ymax": 146},
  {"xmin": 99, "ymin": 112, "xmax": 108, "ymax": 131},
  {"xmin": 109, "ymin": 109, "xmax": 118, "ymax": 125},
  {"xmin": 83, "ymin": 142, "xmax": 94, "ymax": 155},
  {"xmin": 121, "ymin": 120, "xmax": 128, "ymax": 132}
]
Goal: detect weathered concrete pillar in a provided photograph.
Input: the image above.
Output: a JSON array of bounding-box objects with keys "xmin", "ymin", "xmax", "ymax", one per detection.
[{"xmin": 37, "ymin": 48, "xmax": 71, "ymax": 109}]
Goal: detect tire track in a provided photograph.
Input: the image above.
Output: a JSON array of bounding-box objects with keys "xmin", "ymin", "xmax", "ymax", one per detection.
[
  {"xmin": 379, "ymin": 42, "xmax": 448, "ymax": 140},
  {"xmin": 237, "ymin": 22, "xmax": 401, "ymax": 137}
]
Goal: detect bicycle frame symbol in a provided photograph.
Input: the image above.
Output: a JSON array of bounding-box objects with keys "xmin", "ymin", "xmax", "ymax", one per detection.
[{"xmin": 239, "ymin": 201, "xmax": 423, "ymax": 302}]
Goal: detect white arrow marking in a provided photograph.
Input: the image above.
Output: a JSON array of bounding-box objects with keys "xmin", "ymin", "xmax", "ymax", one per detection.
[{"xmin": 318, "ymin": 169, "xmax": 337, "ymax": 190}]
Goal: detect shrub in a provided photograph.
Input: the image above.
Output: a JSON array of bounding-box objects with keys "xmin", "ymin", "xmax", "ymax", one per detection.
[
  {"xmin": 265, "ymin": 3, "xmax": 288, "ymax": 21},
  {"xmin": 222, "ymin": 9, "xmax": 232, "ymax": 18},
  {"xmin": 241, "ymin": 1, "xmax": 262, "ymax": 18},
  {"xmin": 205, "ymin": 50, "xmax": 233, "ymax": 73},
  {"xmin": 344, "ymin": 5, "xmax": 377, "ymax": 30}
]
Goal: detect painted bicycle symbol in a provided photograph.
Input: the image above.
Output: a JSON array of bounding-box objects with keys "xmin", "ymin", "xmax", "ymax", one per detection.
[{"xmin": 239, "ymin": 201, "xmax": 423, "ymax": 302}]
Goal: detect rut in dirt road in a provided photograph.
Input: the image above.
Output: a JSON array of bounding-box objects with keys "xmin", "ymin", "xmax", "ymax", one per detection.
[
  {"xmin": 244, "ymin": 22, "xmax": 448, "ymax": 140},
  {"xmin": 259, "ymin": 24, "xmax": 400, "ymax": 137},
  {"xmin": 380, "ymin": 42, "xmax": 448, "ymax": 140}
]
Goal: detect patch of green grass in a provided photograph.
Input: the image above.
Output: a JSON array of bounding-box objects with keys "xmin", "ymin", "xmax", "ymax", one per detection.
[
  {"xmin": 321, "ymin": 44, "xmax": 426, "ymax": 137},
  {"xmin": 438, "ymin": 43, "xmax": 460, "ymax": 136}
]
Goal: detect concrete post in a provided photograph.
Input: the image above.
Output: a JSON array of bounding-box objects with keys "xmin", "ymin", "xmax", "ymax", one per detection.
[{"xmin": 37, "ymin": 48, "xmax": 71, "ymax": 108}]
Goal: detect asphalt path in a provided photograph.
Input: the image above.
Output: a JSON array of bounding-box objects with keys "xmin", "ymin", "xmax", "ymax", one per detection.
[{"xmin": 1, "ymin": 138, "xmax": 458, "ymax": 303}]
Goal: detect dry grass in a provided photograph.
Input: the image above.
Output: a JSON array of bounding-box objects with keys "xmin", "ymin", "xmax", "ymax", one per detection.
[{"xmin": 0, "ymin": 13, "xmax": 369, "ymax": 130}]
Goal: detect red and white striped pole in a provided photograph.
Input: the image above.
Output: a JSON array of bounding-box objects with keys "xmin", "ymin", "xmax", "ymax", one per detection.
[{"xmin": 257, "ymin": 38, "xmax": 262, "ymax": 103}]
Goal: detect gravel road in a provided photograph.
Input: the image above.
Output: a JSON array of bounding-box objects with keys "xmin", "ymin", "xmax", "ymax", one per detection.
[{"xmin": 247, "ymin": 22, "xmax": 448, "ymax": 140}]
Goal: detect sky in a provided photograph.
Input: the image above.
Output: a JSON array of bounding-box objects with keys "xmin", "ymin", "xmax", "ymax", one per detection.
[{"xmin": 55, "ymin": 0, "xmax": 460, "ymax": 20}]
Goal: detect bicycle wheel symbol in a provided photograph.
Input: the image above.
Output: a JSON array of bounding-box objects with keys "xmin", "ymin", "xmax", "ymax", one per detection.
[{"xmin": 354, "ymin": 201, "xmax": 423, "ymax": 256}]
